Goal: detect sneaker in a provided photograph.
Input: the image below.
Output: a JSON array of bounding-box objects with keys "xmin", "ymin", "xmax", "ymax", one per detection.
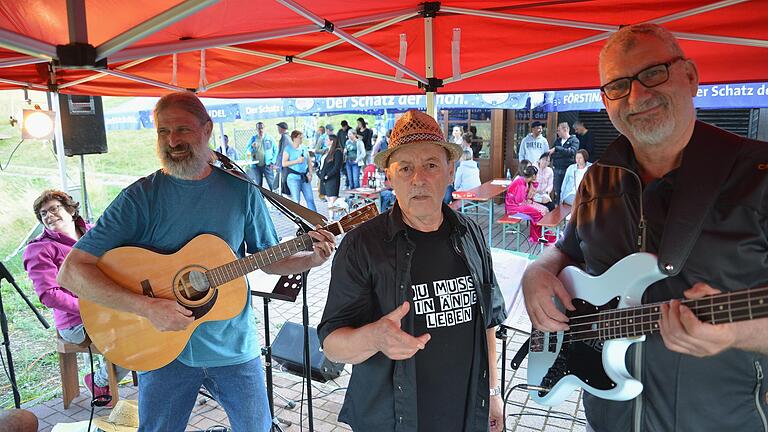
[{"xmin": 82, "ymin": 372, "xmax": 112, "ymax": 405}]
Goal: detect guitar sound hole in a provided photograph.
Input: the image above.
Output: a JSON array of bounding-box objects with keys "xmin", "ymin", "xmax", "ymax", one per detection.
[{"xmin": 174, "ymin": 268, "xmax": 211, "ymax": 304}]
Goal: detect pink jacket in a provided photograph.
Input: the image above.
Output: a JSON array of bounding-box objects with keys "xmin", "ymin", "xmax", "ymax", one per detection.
[
  {"xmin": 504, "ymin": 176, "xmax": 529, "ymax": 214},
  {"xmin": 22, "ymin": 218, "xmax": 91, "ymax": 330}
]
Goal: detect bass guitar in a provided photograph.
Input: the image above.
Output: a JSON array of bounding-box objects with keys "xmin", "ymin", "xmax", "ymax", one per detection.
[
  {"xmin": 527, "ymin": 252, "xmax": 768, "ymax": 406},
  {"xmin": 80, "ymin": 203, "xmax": 378, "ymax": 371}
]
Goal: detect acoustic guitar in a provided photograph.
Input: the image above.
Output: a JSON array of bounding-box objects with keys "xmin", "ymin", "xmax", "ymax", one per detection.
[
  {"xmin": 527, "ymin": 252, "xmax": 768, "ymax": 406},
  {"xmin": 80, "ymin": 203, "xmax": 378, "ymax": 371}
]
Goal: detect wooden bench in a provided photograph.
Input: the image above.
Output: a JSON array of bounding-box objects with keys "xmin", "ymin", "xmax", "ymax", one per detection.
[
  {"xmin": 57, "ymin": 332, "xmax": 137, "ymax": 409},
  {"xmin": 536, "ymin": 203, "xmax": 572, "ymax": 244},
  {"xmin": 497, "ymin": 214, "xmax": 524, "ymax": 251}
]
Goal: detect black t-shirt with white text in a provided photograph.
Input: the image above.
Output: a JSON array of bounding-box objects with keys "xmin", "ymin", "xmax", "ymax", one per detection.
[{"xmin": 407, "ymin": 219, "xmax": 478, "ymax": 432}]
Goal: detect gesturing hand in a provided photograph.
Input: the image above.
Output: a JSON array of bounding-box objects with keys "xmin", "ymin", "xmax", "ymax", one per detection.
[
  {"xmin": 373, "ymin": 302, "xmax": 431, "ymax": 360},
  {"xmin": 143, "ymin": 297, "xmax": 194, "ymax": 332}
]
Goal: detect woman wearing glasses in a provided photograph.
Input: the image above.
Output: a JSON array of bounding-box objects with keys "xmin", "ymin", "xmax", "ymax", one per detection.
[{"xmin": 22, "ymin": 190, "xmax": 130, "ymax": 403}]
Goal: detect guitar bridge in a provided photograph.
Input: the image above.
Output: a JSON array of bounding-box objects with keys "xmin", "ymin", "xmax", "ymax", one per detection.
[{"xmin": 141, "ymin": 280, "xmax": 155, "ymax": 297}]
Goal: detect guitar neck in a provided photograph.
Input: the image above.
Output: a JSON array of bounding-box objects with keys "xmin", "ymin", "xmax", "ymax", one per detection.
[
  {"xmin": 207, "ymin": 234, "xmax": 315, "ymax": 286},
  {"xmin": 571, "ymin": 286, "xmax": 768, "ymax": 342},
  {"xmin": 203, "ymin": 203, "xmax": 378, "ymax": 287}
]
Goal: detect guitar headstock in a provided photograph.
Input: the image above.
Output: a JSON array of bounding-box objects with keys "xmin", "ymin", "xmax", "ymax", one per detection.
[{"xmin": 325, "ymin": 203, "xmax": 379, "ymax": 235}]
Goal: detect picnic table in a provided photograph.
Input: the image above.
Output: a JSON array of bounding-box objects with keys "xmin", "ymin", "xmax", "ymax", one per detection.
[
  {"xmin": 347, "ymin": 186, "xmax": 388, "ymax": 210},
  {"xmin": 451, "ymin": 179, "xmax": 510, "ymax": 247}
]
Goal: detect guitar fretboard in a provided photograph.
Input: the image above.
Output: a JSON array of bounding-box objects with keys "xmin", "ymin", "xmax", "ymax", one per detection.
[
  {"xmin": 201, "ymin": 203, "xmax": 377, "ymax": 287},
  {"xmin": 566, "ymin": 286, "xmax": 768, "ymax": 343}
]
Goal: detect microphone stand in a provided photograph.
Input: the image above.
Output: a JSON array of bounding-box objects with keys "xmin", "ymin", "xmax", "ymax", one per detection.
[
  {"xmin": 210, "ymin": 153, "xmax": 317, "ymax": 432},
  {"xmin": 0, "ymin": 262, "xmax": 50, "ymax": 408}
]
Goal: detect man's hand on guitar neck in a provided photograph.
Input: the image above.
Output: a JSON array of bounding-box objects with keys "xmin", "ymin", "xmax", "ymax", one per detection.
[
  {"xmin": 143, "ymin": 297, "xmax": 194, "ymax": 332},
  {"xmin": 307, "ymin": 227, "xmax": 336, "ymax": 267},
  {"xmin": 522, "ymin": 247, "xmax": 576, "ymax": 332},
  {"xmin": 660, "ymin": 282, "xmax": 737, "ymax": 357}
]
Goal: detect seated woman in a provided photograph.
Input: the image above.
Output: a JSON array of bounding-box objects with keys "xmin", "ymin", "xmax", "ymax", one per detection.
[
  {"xmin": 532, "ymin": 153, "xmax": 555, "ymax": 211},
  {"xmin": 22, "ymin": 190, "xmax": 130, "ymax": 401},
  {"xmin": 454, "ymin": 148, "xmax": 481, "ymax": 192},
  {"xmin": 504, "ymin": 165, "xmax": 551, "ymax": 242},
  {"xmin": 560, "ymin": 149, "xmax": 592, "ymax": 205}
]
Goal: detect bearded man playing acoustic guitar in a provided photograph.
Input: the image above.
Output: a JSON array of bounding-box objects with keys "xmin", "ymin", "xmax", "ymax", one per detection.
[
  {"xmin": 522, "ymin": 24, "xmax": 768, "ymax": 431},
  {"xmin": 58, "ymin": 91, "xmax": 335, "ymax": 432}
]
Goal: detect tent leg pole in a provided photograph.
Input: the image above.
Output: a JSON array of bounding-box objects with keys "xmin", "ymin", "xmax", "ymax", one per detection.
[
  {"xmin": 426, "ymin": 92, "xmax": 436, "ymax": 117},
  {"xmin": 51, "ymin": 92, "xmax": 68, "ymax": 191}
]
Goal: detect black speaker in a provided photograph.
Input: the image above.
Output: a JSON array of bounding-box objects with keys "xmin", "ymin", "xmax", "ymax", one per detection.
[
  {"xmin": 59, "ymin": 94, "xmax": 108, "ymax": 156},
  {"xmin": 271, "ymin": 321, "xmax": 344, "ymax": 383}
]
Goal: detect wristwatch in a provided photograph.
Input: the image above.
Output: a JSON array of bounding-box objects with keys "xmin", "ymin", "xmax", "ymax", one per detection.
[{"xmin": 489, "ymin": 386, "xmax": 502, "ymax": 397}]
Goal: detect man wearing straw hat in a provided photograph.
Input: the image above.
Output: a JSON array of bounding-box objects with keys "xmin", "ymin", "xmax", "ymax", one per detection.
[{"xmin": 319, "ymin": 110, "xmax": 507, "ymax": 432}]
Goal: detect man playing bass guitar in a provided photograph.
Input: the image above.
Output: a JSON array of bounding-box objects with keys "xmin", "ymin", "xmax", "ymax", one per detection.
[
  {"xmin": 522, "ymin": 24, "xmax": 768, "ymax": 431},
  {"xmin": 58, "ymin": 91, "xmax": 336, "ymax": 432}
]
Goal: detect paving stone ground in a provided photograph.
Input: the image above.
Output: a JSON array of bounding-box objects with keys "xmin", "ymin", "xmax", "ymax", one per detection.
[{"xmin": 26, "ymin": 185, "xmax": 585, "ymax": 431}]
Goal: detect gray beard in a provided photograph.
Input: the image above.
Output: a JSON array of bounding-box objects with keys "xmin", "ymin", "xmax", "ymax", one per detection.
[
  {"xmin": 625, "ymin": 113, "xmax": 675, "ymax": 147},
  {"xmin": 158, "ymin": 146, "xmax": 212, "ymax": 180}
]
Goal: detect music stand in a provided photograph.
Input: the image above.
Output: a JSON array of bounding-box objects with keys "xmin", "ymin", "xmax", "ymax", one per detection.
[
  {"xmin": 0, "ymin": 262, "xmax": 50, "ymax": 408},
  {"xmin": 251, "ymin": 272, "xmax": 304, "ymax": 432}
]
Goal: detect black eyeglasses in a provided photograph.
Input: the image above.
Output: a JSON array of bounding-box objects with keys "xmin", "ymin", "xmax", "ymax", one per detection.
[
  {"xmin": 600, "ymin": 57, "xmax": 685, "ymax": 100},
  {"xmin": 39, "ymin": 204, "xmax": 64, "ymax": 218}
]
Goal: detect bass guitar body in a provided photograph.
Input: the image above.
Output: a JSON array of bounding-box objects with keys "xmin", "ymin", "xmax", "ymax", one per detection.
[
  {"xmin": 80, "ymin": 234, "xmax": 246, "ymax": 371},
  {"xmin": 527, "ymin": 253, "xmax": 667, "ymax": 406}
]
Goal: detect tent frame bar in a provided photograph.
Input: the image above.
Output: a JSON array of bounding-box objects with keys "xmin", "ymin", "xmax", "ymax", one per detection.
[
  {"xmin": 108, "ymin": 8, "xmax": 417, "ymax": 63},
  {"xmin": 0, "ymin": 28, "xmax": 56, "ymax": 60},
  {"xmin": 441, "ymin": 6, "xmax": 616, "ymax": 32},
  {"xmin": 444, "ymin": 0, "xmax": 755, "ymax": 85},
  {"xmin": 96, "ymin": 0, "xmax": 220, "ymax": 61},
  {"xmin": 276, "ymin": 0, "xmax": 428, "ymax": 84},
  {"xmin": 99, "ymin": 69, "xmax": 187, "ymax": 92},
  {"xmin": 58, "ymin": 58, "xmax": 153, "ymax": 89},
  {"xmin": 0, "ymin": 77, "xmax": 47, "ymax": 90},
  {"xmin": 206, "ymin": 12, "xmax": 418, "ymax": 91},
  {"xmin": 66, "ymin": 0, "xmax": 89, "ymax": 44},
  {"xmin": 204, "ymin": 60, "xmax": 288, "ymax": 91},
  {"xmin": 425, "ymin": 15, "xmax": 436, "ymax": 117},
  {"xmin": 0, "ymin": 56, "xmax": 48, "ymax": 69}
]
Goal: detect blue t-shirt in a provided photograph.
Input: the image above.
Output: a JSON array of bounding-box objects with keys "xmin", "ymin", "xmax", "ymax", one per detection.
[
  {"xmin": 284, "ymin": 145, "xmax": 309, "ymax": 178},
  {"xmin": 75, "ymin": 168, "xmax": 279, "ymax": 368}
]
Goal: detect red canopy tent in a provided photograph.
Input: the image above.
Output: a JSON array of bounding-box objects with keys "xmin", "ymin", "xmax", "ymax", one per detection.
[{"xmin": 0, "ymin": 0, "xmax": 766, "ymax": 101}]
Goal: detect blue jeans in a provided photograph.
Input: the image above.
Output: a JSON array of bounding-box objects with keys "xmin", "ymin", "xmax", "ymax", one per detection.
[
  {"xmin": 345, "ymin": 161, "xmax": 360, "ymax": 189},
  {"xmin": 137, "ymin": 357, "xmax": 271, "ymax": 432},
  {"xmin": 247, "ymin": 164, "xmax": 276, "ymax": 191},
  {"xmin": 286, "ymin": 174, "xmax": 317, "ymax": 211}
]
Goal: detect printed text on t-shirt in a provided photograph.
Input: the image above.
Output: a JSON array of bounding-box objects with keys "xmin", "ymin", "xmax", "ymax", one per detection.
[{"xmin": 411, "ymin": 275, "xmax": 477, "ymax": 329}]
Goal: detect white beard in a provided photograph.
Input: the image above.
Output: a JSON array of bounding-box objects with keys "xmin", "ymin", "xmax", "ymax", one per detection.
[
  {"xmin": 158, "ymin": 143, "xmax": 212, "ymax": 180},
  {"xmin": 619, "ymin": 95, "xmax": 677, "ymax": 147}
]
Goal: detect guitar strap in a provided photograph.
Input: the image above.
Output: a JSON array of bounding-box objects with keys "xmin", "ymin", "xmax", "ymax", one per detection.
[
  {"xmin": 209, "ymin": 151, "xmax": 327, "ymax": 228},
  {"xmin": 510, "ymin": 337, "xmax": 530, "ymax": 371},
  {"xmin": 656, "ymin": 123, "xmax": 744, "ymax": 276}
]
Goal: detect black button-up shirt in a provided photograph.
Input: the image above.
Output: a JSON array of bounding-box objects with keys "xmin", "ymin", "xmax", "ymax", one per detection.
[{"xmin": 319, "ymin": 203, "xmax": 507, "ymax": 431}]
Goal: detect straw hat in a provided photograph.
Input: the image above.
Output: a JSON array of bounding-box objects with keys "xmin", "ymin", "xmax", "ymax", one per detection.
[
  {"xmin": 373, "ymin": 110, "xmax": 463, "ymax": 168},
  {"xmin": 92, "ymin": 400, "xmax": 139, "ymax": 432}
]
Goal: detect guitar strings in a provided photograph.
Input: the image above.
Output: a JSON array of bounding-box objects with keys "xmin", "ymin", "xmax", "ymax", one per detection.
[
  {"xmin": 204, "ymin": 205, "xmax": 376, "ymax": 287},
  {"xmin": 531, "ymin": 288, "xmax": 768, "ymax": 343},
  {"xmin": 534, "ymin": 300, "xmax": 768, "ymax": 343}
]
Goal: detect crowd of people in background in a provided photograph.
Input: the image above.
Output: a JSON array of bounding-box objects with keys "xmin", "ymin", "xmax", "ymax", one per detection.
[
  {"xmin": 235, "ymin": 116, "xmax": 491, "ymax": 219},
  {"xmin": 224, "ymin": 113, "xmax": 593, "ymax": 229}
]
